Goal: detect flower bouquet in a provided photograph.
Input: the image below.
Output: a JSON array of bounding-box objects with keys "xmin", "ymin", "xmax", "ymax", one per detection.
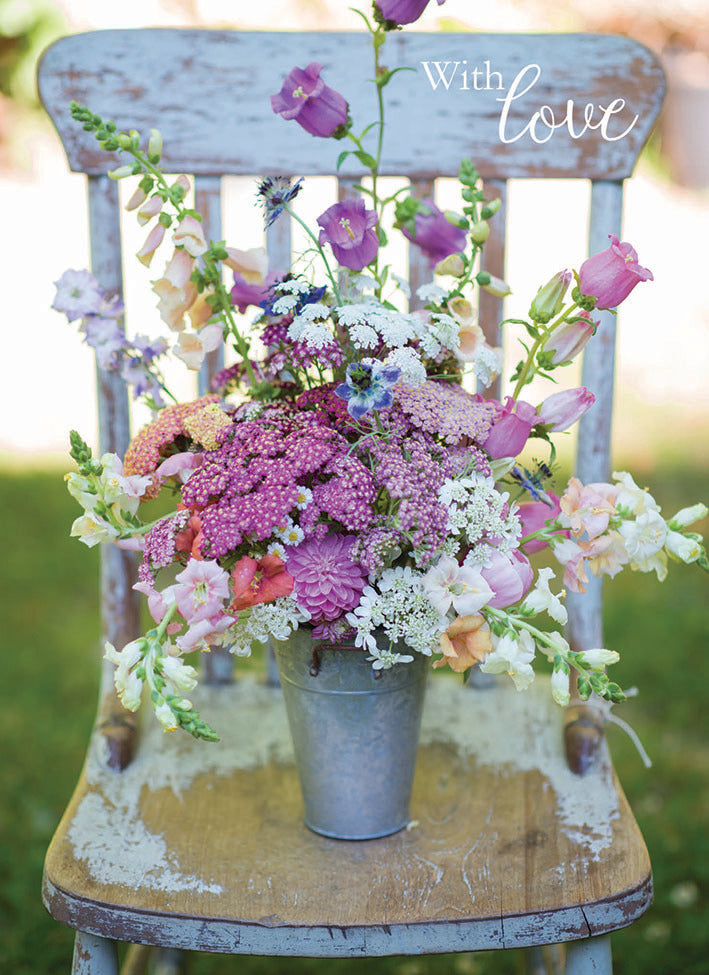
[{"xmin": 57, "ymin": 2, "xmax": 706, "ymax": 830}]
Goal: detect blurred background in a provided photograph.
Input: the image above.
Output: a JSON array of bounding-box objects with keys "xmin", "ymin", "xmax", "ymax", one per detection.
[{"xmin": 1, "ymin": 0, "xmax": 707, "ymax": 973}]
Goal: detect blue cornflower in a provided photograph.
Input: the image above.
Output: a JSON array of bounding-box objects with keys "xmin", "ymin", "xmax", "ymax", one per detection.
[
  {"xmin": 256, "ymin": 176, "xmax": 303, "ymax": 228},
  {"xmin": 335, "ymin": 361, "xmax": 401, "ymax": 421}
]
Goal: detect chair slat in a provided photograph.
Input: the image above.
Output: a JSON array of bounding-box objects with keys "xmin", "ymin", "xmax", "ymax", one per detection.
[
  {"xmin": 566, "ymin": 180, "xmax": 623, "ymax": 660},
  {"xmin": 477, "ymin": 178, "xmax": 507, "ymax": 400},
  {"xmin": 407, "ymin": 178, "xmax": 434, "ymax": 308},
  {"xmin": 196, "ymin": 175, "xmax": 225, "ymax": 394},
  {"xmin": 39, "ymin": 31, "xmax": 664, "ymax": 181}
]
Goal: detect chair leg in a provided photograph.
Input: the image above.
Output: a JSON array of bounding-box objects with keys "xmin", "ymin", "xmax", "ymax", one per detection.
[
  {"xmin": 564, "ymin": 934, "xmax": 612, "ymax": 975},
  {"xmin": 72, "ymin": 931, "xmax": 119, "ymax": 975}
]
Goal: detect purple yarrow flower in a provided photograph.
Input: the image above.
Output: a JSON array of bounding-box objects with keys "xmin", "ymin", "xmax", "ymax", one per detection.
[
  {"xmin": 317, "ymin": 199, "xmax": 379, "ymax": 271},
  {"xmin": 335, "ymin": 361, "xmax": 401, "ymax": 420},
  {"xmin": 402, "ymin": 199, "xmax": 467, "ymax": 268},
  {"xmin": 271, "ymin": 62, "xmax": 349, "ymax": 138},
  {"xmin": 52, "ymin": 268, "xmax": 105, "ymax": 321},
  {"xmin": 286, "ymin": 534, "xmax": 367, "ymax": 622},
  {"xmin": 376, "ymin": 0, "xmax": 447, "ymax": 26}
]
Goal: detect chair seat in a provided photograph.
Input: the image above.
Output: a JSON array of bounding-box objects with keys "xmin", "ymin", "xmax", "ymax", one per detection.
[{"xmin": 43, "ymin": 675, "xmax": 651, "ymax": 958}]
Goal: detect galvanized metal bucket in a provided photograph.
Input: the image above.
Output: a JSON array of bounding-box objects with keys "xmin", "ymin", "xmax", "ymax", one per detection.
[{"xmin": 272, "ymin": 630, "xmax": 428, "ymax": 840}]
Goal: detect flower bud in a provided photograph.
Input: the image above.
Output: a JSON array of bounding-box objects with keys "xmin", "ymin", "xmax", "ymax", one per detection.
[
  {"xmin": 551, "ymin": 667, "xmax": 571, "ymax": 706},
  {"xmin": 148, "ymin": 128, "xmax": 163, "ymax": 161},
  {"xmin": 136, "ymin": 195, "xmax": 164, "ymax": 227},
  {"xmin": 116, "ymin": 133, "xmax": 133, "ymax": 149},
  {"xmin": 470, "ymin": 220, "xmax": 490, "ymax": 244},
  {"xmin": 665, "ymin": 530, "xmax": 702, "ymax": 564},
  {"xmin": 136, "ymin": 223, "xmax": 166, "ymax": 267},
  {"xmin": 669, "ymin": 503, "xmax": 708, "ymax": 529},
  {"xmin": 545, "ymin": 311, "xmax": 597, "ymax": 365},
  {"xmin": 435, "ymin": 253, "xmax": 466, "ymax": 277},
  {"xmin": 443, "ymin": 209, "xmax": 467, "ymax": 229},
  {"xmin": 577, "ymin": 648, "xmax": 620, "ymax": 668},
  {"xmin": 107, "ymin": 164, "xmax": 135, "ymax": 180},
  {"xmin": 125, "ymin": 186, "xmax": 148, "ymax": 211},
  {"xmin": 529, "ymin": 270, "xmax": 572, "ymax": 324},
  {"xmin": 481, "ymin": 198, "xmax": 502, "ymax": 218},
  {"xmin": 479, "ymin": 273, "xmax": 511, "ymax": 298},
  {"xmin": 538, "ymin": 387, "xmax": 594, "ymax": 432}
]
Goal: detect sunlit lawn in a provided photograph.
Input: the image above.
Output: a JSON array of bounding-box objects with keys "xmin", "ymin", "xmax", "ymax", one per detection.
[{"xmin": 1, "ymin": 463, "xmax": 707, "ymax": 974}]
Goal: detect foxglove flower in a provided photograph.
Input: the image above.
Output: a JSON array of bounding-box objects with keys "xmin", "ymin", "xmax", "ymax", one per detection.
[
  {"xmin": 482, "ymin": 397, "xmax": 537, "ymax": 459},
  {"xmin": 317, "ymin": 198, "xmax": 379, "ymax": 271},
  {"xmin": 538, "ymin": 387, "xmax": 595, "ymax": 432},
  {"xmin": 376, "ymin": 0, "xmax": 447, "ymax": 26},
  {"xmin": 546, "ymin": 311, "xmax": 597, "ymax": 365},
  {"xmin": 578, "ymin": 234, "xmax": 653, "ymax": 309},
  {"xmin": 401, "ymin": 199, "xmax": 466, "ymax": 268},
  {"xmin": 271, "ymin": 62, "xmax": 349, "ymax": 138},
  {"xmin": 335, "ymin": 361, "xmax": 401, "ymax": 420}
]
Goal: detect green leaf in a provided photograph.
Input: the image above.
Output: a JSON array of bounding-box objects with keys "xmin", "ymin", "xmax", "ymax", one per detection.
[
  {"xmin": 336, "ymin": 150, "xmax": 351, "ymax": 171},
  {"xmin": 354, "ymin": 149, "xmax": 378, "ymax": 170}
]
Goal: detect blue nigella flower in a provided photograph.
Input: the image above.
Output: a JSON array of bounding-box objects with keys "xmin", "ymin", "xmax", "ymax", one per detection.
[
  {"xmin": 259, "ymin": 282, "xmax": 327, "ymax": 316},
  {"xmin": 511, "ymin": 465, "xmax": 555, "ymax": 506},
  {"xmin": 335, "ymin": 361, "xmax": 401, "ymax": 421},
  {"xmin": 256, "ymin": 176, "xmax": 303, "ymax": 229}
]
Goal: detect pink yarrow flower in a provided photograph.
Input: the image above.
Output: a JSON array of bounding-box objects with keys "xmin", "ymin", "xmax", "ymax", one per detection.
[
  {"xmin": 317, "ymin": 199, "xmax": 379, "ymax": 271},
  {"xmin": 578, "ymin": 234, "xmax": 653, "ymax": 310},
  {"xmin": 271, "ymin": 62, "xmax": 348, "ymax": 138},
  {"xmin": 174, "ymin": 558, "xmax": 231, "ymax": 623}
]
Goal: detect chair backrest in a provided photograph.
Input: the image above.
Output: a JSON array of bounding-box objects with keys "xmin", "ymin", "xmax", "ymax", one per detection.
[{"xmin": 38, "ymin": 29, "xmax": 665, "ymax": 697}]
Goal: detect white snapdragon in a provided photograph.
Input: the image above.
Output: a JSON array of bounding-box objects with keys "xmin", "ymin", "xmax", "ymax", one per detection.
[
  {"xmin": 104, "ymin": 639, "xmax": 146, "ymax": 711},
  {"xmin": 99, "ymin": 453, "xmax": 152, "ymax": 515},
  {"xmin": 550, "ymin": 666, "xmax": 571, "ymax": 706},
  {"xmin": 65, "ymin": 472, "xmax": 97, "ymax": 511},
  {"xmin": 619, "ymin": 510, "xmax": 668, "ymax": 561},
  {"xmin": 479, "ymin": 630, "xmax": 536, "ymax": 691},
  {"xmin": 613, "ymin": 471, "xmax": 660, "ymax": 516},
  {"xmin": 669, "ymin": 503, "xmax": 708, "ymax": 529},
  {"xmin": 577, "ymin": 648, "xmax": 620, "ymax": 668},
  {"xmin": 521, "ymin": 567, "xmax": 567, "ymax": 625},
  {"xmin": 162, "ymin": 654, "xmax": 199, "ymax": 695},
  {"xmin": 665, "ymin": 531, "xmax": 702, "ymax": 564},
  {"xmin": 70, "ymin": 512, "xmax": 120, "ymax": 547}
]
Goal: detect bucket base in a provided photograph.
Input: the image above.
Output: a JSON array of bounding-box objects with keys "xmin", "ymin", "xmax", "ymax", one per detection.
[{"xmin": 304, "ymin": 817, "xmax": 410, "ymax": 841}]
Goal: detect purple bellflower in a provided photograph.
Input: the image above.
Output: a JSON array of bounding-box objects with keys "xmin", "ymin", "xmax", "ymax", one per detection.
[
  {"xmin": 317, "ymin": 198, "xmax": 379, "ymax": 271},
  {"xmin": 401, "ymin": 199, "xmax": 467, "ymax": 268},
  {"xmin": 375, "ymin": 0, "xmax": 447, "ymax": 26},
  {"xmin": 271, "ymin": 62, "xmax": 349, "ymax": 138}
]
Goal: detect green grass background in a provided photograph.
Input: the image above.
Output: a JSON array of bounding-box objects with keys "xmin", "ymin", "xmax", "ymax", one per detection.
[{"xmin": 1, "ymin": 463, "xmax": 707, "ymax": 974}]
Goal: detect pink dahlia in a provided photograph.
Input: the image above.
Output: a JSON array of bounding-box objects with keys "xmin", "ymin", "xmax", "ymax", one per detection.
[{"xmin": 286, "ymin": 534, "xmax": 367, "ymax": 621}]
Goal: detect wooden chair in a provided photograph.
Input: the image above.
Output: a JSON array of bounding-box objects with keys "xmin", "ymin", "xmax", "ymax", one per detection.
[{"xmin": 38, "ymin": 28, "xmax": 665, "ymax": 975}]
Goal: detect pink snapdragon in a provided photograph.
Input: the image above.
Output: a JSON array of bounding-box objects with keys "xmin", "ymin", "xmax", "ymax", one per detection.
[
  {"xmin": 578, "ymin": 234, "xmax": 653, "ymax": 309},
  {"xmin": 174, "ymin": 558, "xmax": 231, "ymax": 623},
  {"xmin": 230, "ymin": 554, "xmax": 294, "ymax": 610},
  {"xmin": 538, "ymin": 387, "xmax": 595, "ymax": 432},
  {"xmin": 271, "ymin": 62, "xmax": 349, "ymax": 138},
  {"xmin": 559, "ymin": 477, "xmax": 619, "ymax": 540}
]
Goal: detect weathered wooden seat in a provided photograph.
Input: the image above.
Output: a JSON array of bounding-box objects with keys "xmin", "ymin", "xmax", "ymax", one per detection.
[{"xmin": 38, "ymin": 27, "xmax": 665, "ymax": 974}]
